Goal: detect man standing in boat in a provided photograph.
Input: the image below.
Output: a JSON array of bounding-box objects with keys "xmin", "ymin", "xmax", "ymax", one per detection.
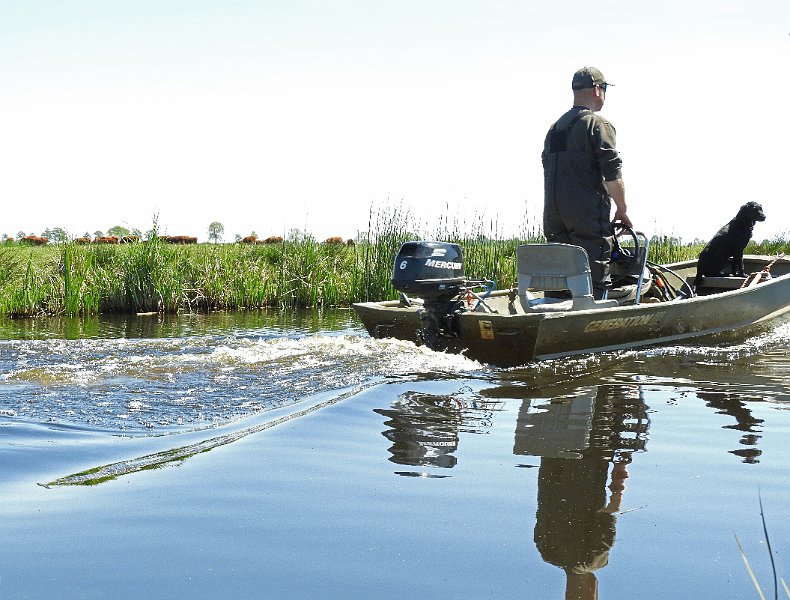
[{"xmin": 542, "ymin": 66, "xmax": 632, "ymax": 299}]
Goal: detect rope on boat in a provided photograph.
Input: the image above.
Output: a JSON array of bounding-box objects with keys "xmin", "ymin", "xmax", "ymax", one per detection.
[{"xmin": 740, "ymin": 253, "xmax": 785, "ymax": 289}]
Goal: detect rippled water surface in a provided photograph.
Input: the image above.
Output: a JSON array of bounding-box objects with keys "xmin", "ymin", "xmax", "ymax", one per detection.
[{"xmin": 1, "ymin": 311, "xmax": 789, "ymax": 599}]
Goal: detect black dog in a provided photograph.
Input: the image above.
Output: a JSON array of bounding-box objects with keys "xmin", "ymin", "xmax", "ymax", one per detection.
[{"xmin": 694, "ymin": 201, "xmax": 766, "ymax": 286}]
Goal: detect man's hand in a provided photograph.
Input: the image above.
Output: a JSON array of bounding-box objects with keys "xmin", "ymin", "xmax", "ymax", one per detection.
[{"xmin": 612, "ymin": 206, "xmax": 633, "ymax": 229}]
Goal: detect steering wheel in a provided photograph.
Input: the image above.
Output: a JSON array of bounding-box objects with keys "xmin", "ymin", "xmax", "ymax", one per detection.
[{"xmin": 611, "ymin": 222, "xmax": 641, "ymax": 275}]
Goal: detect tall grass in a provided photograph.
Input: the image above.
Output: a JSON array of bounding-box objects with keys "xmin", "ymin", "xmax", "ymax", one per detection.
[
  {"xmin": 0, "ymin": 252, "xmax": 58, "ymax": 317},
  {"xmin": 0, "ymin": 211, "xmax": 786, "ymax": 318},
  {"xmin": 351, "ymin": 204, "xmax": 417, "ymax": 302}
]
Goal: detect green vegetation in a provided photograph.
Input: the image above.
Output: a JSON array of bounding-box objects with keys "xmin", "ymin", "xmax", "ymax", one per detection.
[{"xmin": 0, "ymin": 211, "xmax": 786, "ymax": 318}]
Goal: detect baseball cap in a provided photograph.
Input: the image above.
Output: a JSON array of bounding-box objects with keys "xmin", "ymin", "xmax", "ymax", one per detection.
[{"xmin": 572, "ymin": 67, "xmax": 613, "ymax": 90}]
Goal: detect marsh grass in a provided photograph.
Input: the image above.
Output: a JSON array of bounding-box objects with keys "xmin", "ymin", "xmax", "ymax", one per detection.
[
  {"xmin": 0, "ymin": 210, "xmax": 786, "ymax": 317},
  {"xmin": 735, "ymin": 491, "xmax": 790, "ymax": 600},
  {"xmin": 0, "ymin": 251, "xmax": 59, "ymax": 317}
]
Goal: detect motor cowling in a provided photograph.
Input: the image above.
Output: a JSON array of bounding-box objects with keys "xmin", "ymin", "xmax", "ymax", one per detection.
[
  {"xmin": 392, "ymin": 241, "xmax": 465, "ymax": 351},
  {"xmin": 392, "ymin": 241, "xmax": 464, "ymax": 301}
]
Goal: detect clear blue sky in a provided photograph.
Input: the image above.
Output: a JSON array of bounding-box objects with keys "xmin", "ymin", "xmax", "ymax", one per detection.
[{"xmin": 1, "ymin": 0, "xmax": 788, "ymax": 242}]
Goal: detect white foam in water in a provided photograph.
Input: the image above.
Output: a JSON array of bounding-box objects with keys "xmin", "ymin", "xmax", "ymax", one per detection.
[
  {"xmin": 207, "ymin": 334, "xmax": 486, "ymax": 375},
  {"xmin": 635, "ymin": 319, "xmax": 790, "ymax": 360},
  {"xmin": 0, "ymin": 332, "xmax": 487, "ymax": 434},
  {"xmin": 5, "ymin": 319, "xmax": 785, "ymax": 434}
]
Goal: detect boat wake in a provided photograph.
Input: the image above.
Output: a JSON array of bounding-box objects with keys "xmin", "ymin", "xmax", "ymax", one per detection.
[
  {"xmin": 14, "ymin": 322, "xmax": 789, "ymax": 488},
  {"xmin": 3, "ymin": 318, "xmax": 787, "ymax": 436},
  {"xmin": 0, "ymin": 333, "xmax": 485, "ymax": 435},
  {"xmin": 489, "ymin": 319, "xmax": 790, "ymax": 391}
]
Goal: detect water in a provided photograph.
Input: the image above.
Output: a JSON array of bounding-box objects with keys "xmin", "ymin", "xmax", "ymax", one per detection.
[{"xmin": 1, "ymin": 311, "xmax": 789, "ymax": 599}]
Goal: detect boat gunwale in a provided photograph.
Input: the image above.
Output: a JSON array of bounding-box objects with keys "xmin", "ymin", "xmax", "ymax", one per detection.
[{"xmin": 353, "ymin": 255, "xmax": 790, "ymax": 317}]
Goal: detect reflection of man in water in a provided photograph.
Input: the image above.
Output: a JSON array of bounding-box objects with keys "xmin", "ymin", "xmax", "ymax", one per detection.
[
  {"xmin": 534, "ymin": 452, "xmax": 630, "ymax": 599},
  {"xmin": 513, "ymin": 385, "xmax": 646, "ymax": 600}
]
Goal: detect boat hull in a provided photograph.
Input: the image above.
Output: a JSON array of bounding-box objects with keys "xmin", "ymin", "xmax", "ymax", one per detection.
[{"xmin": 353, "ymin": 256, "xmax": 790, "ymax": 367}]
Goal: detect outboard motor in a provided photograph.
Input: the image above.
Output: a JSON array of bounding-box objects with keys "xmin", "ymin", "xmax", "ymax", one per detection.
[{"xmin": 392, "ymin": 241, "xmax": 465, "ymax": 350}]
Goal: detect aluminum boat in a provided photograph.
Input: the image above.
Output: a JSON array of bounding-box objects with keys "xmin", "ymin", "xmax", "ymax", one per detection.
[{"xmin": 353, "ymin": 238, "xmax": 790, "ymax": 367}]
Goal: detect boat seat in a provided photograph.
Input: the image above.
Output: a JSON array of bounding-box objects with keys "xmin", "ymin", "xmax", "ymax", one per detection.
[
  {"xmin": 517, "ymin": 243, "xmax": 619, "ymax": 312},
  {"xmin": 687, "ymin": 275, "xmax": 746, "ymax": 290}
]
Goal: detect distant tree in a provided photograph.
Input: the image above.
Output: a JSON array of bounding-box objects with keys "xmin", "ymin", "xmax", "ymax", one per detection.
[
  {"xmin": 234, "ymin": 234, "xmax": 242, "ymax": 242},
  {"xmin": 93, "ymin": 230, "xmax": 104, "ymax": 238},
  {"xmin": 16, "ymin": 231, "xmax": 26, "ymax": 241},
  {"xmin": 208, "ymin": 221, "xmax": 225, "ymax": 244},
  {"xmin": 42, "ymin": 227, "xmax": 68, "ymax": 242},
  {"xmin": 131, "ymin": 228, "xmax": 143, "ymax": 238},
  {"xmin": 107, "ymin": 225, "xmax": 130, "ymax": 238},
  {"xmin": 286, "ymin": 228, "xmax": 313, "ymax": 243}
]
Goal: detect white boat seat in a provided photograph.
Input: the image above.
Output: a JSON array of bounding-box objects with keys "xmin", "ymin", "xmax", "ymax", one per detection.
[{"xmin": 517, "ymin": 243, "xmax": 619, "ymax": 312}]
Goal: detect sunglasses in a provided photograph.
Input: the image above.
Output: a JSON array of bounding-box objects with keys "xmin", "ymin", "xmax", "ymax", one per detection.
[{"xmin": 598, "ymin": 83, "xmax": 608, "ymax": 92}]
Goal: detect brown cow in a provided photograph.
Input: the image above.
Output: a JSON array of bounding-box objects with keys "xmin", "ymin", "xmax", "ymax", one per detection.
[
  {"xmin": 22, "ymin": 235, "xmax": 49, "ymax": 246},
  {"xmin": 324, "ymin": 237, "xmax": 345, "ymax": 245},
  {"xmin": 22, "ymin": 236, "xmax": 48, "ymax": 245},
  {"xmin": 74, "ymin": 237, "xmax": 92, "ymax": 244},
  {"xmin": 163, "ymin": 236, "xmax": 197, "ymax": 244},
  {"xmin": 240, "ymin": 235, "xmax": 257, "ymax": 244},
  {"xmin": 93, "ymin": 236, "xmax": 120, "ymax": 244},
  {"xmin": 262, "ymin": 236, "xmax": 283, "ymax": 244}
]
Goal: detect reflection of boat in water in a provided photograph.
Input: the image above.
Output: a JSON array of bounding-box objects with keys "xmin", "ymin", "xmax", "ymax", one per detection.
[
  {"xmin": 698, "ymin": 388, "xmax": 764, "ymax": 463},
  {"xmin": 371, "ymin": 377, "xmax": 775, "ymax": 597},
  {"xmin": 514, "ymin": 387, "xmax": 649, "ymax": 461},
  {"xmin": 513, "ymin": 385, "xmax": 649, "ymax": 599},
  {"xmin": 353, "ymin": 238, "xmax": 790, "ymax": 367},
  {"xmin": 375, "ymin": 392, "xmax": 461, "ymax": 469},
  {"xmin": 374, "ymin": 391, "xmax": 502, "ymax": 475}
]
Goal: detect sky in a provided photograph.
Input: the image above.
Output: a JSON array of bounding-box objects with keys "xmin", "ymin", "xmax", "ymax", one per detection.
[{"xmin": 1, "ymin": 0, "xmax": 788, "ymax": 243}]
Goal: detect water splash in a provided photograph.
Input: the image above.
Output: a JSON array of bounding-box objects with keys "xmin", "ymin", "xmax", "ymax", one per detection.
[{"xmin": 0, "ymin": 333, "xmax": 485, "ymax": 434}]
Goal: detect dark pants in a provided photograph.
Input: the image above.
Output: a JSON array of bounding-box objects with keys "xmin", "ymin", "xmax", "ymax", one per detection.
[{"xmin": 544, "ymin": 195, "xmax": 614, "ymax": 295}]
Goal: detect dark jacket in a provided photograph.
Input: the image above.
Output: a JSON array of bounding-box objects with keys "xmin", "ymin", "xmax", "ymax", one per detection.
[
  {"xmin": 542, "ymin": 107, "xmax": 621, "ymax": 214},
  {"xmin": 541, "ymin": 107, "xmax": 623, "ymax": 289}
]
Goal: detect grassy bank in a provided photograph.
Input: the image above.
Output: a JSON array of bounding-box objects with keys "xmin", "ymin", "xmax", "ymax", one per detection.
[{"xmin": 0, "ymin": 217, "xmax": 787, "ymax": 317}]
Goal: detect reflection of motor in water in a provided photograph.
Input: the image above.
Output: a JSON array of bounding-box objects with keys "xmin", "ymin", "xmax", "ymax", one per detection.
[
  {"xmin": 375, "ymin": 390, "xmax": 501, "ymax": 471},
  {"xmin": 513, "ymin": 385, "xmax": 649, "ymax": 600}
]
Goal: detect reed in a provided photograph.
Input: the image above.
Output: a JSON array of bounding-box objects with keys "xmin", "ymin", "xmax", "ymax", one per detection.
[
  {"xmin": 0, "ymin": 212, "xmax": 786, "ymax": 318},
  {"xmin": 735, "ymin": 491, "xmax": 790, "ymax": 600},
  {"xmin": 0, "ymin": 250, "xmax": 59, "ymax": 316}
]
